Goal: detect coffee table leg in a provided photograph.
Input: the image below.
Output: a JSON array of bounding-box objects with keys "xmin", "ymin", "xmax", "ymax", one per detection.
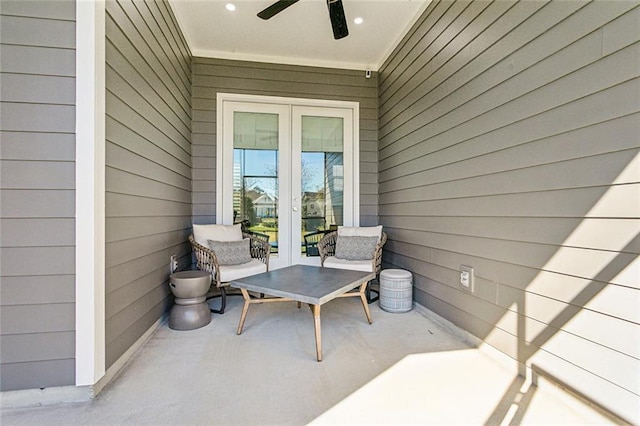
[
  {"xmin": 359, "ymin": 282, "xmax": 373, "ymax": 324},
  {"xmin": 237, "ymin": 288, "xmax": 251, "ymax": 335},
  {"xmin": 312, "ymin": 304, "xmax": 322, "ymax": 362}
]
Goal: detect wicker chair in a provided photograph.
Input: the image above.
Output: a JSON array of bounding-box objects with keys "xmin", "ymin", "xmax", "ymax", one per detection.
[
  {"xmin": 318, "ymin": 229, "xmax": 387, "ymax": 303},
  {"xmin": 189, "ymin": 232, "xmax": 270, "ymax": 314}
]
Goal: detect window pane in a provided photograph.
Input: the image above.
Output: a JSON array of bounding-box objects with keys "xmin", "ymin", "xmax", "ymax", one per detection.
[
  {"xmin": 234, "ymin": 112, "xmax": 278, "ymax": 150},
  {"xmin": 300, "ymin": 116, "xmax": 344, "ymax": 256},
  {"xmin": 243, "ymin": 149, "xmax": 277, "ymax": 177},
  {"xmin": 301, "ymin": 116, "xmax": 343, "ymax": 152},
  {"xmin": 233, "ymin": 111, "xmax": 279, "ymax": 253}
]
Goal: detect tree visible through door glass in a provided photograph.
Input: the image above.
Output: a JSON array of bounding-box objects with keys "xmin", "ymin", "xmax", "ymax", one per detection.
[{"xmin": 300, "ymin": 115, "xmax": 344, "ymax": 256}]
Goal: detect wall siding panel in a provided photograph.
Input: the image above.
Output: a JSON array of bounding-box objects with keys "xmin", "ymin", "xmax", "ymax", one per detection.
[
  {"xmin": 0, "ymin": 360, "xmax": 76, "ymax": 393},
  {"xmin": 378, "ymin": 1, "xmax": 640, "ymax": 422},
  {"xmin": 0, "ymin": 0, "xmax": 76, "ymax": 391},
  {"xmin": 0, "ymin": 15, "xmax": 75, "ymax": 48},
  {"xmin": 1, "ymin": 276, "xmax": 75, "ymax": 306},
  {"xmin": 105, "ymin": 0, "xmax": 191, "ymax": 369},
  {"xmin": 191, "ymin": 57, "xmax": 378, "ymax": 226}
]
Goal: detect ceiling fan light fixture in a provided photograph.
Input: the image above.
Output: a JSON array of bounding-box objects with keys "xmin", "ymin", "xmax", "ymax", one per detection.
[{"xmin": 257, "ymin": 0, "xmax": 349, "ymax": 40}]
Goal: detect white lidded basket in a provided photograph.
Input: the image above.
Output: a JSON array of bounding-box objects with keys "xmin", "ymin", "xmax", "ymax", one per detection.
[{"xmin": 379, "ymin": 269, "xmax": 413, "ymax": 313}]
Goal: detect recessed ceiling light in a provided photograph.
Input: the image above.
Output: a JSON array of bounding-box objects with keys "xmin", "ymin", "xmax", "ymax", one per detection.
[
  {"xmin": 226, "ymin": 3, "xmax": 236, "ymax": 12},
  {"xmin": 354, "ymin": 17, "xmax": 363, "ymax": 25}
]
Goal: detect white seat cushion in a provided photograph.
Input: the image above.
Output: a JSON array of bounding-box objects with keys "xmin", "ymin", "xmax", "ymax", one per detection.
[
  {"xmin": 193, "ymin": 224, "xmax": 242, "ymax": 246},
  {"xmin": 220, "ymin": 259, "xmax": 267, "ymax": 283},
  {"xmin": 337, "ymin": 225, "xmax": 382, "ymax": 242},
  {"xmin": 323, "ymin": 256, "xmax": 374, "ymax": 273}
]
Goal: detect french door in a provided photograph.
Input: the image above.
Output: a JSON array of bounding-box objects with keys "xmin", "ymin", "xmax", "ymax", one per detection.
[{"xmin": 217, "ymin": 94, "xmax": 359, "ymax": 270}]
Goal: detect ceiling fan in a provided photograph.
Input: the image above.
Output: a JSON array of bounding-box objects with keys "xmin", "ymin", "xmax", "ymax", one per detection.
[{"xmin": 258, "ymin": 0, "xmax": 349, "ymax": 40}]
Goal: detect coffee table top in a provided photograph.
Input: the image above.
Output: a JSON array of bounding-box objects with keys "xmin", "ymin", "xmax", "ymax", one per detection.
[{"xmin": 230, "ymin": 265, "xmax": 375, "ymax": 305}]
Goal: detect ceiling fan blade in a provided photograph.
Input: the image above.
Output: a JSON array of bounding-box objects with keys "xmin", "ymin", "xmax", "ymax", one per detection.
[
  {"xmin": 327, "ymin": 0, "xmax": 349, "ymax": 39},
  {"xmin": 258, "ymin": 0, "xmax": 300, "ymax": 20}
]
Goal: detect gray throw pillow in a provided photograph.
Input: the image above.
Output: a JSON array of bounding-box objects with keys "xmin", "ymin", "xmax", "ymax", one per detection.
[
  {"xmin": 207, "ymin": 238, "xmax": 251, "ymax": 265},
  {"xmin": 334, "ymin": 236, "xmax": 378, "ymax": 261}
]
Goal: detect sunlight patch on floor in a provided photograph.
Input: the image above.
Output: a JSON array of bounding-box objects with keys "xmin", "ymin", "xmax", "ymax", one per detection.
[
  {"xmin": 311, "ymin": 347, "xmax": 613, "ymax": 425},
  {"xmin": 310, "ymin": 349, "xmax": 514, "ymax": 425}
]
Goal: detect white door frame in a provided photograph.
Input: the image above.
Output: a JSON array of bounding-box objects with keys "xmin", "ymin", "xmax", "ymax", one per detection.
[
  {"xmin": 220, "ymin": 100, "xmax": 292, "ymax": 269},
  {"xmin": 216, "ymin": 93, "xmax": 360, "ymax": 269}
]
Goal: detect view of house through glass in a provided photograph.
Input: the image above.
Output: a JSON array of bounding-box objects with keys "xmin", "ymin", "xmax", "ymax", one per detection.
[
  {"xmin": 232, "ymin": 112, "xmax": 345, "ymax": 256},
  {"xmin": 300, "ymin": 115, "xmax": 344, "ymax": 256},
  {"xmin": 233, "ymin": 111, "xmax": 279, "ymax": 252}
]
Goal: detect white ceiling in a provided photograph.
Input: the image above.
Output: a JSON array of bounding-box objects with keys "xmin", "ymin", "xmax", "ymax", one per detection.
[{"xmin": 169, "ymin": 0, "xmax": 430, "ymax": 71}]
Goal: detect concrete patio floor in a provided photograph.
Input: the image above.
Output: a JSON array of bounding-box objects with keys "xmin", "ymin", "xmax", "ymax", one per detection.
[{"xmin": 2, "ymin": 296, "xmax": 614, "ymax": 425}]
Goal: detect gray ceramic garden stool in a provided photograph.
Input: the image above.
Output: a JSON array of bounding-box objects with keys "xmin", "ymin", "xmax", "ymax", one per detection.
[
  {"xmin": 379, "ymin": 269, "xmax": 413, "ymax": 313},
  {"xmin": 169, "ymin": 270, "xmax": 212, "ymax": 330}
]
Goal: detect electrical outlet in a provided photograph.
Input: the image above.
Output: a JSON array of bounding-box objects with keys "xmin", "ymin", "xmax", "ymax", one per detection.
[
  {"xmin": 460, "ymin": 265, "xmax": 474, "ymax": 292},
  {"xmin": 170, "ymin": 254, "xmax": 178, "ymax": 274}
]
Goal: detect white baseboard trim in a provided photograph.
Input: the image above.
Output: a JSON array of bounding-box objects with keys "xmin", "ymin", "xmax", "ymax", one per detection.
[
  {"xmin": 1, "ymin": 315, "xmax": 166, "ymax": 410},
  {"xmin": 412, "ymin": 302, "xmax": 522, "ymax": 374},
  {"xmin": 93, "ymin": 315, "xmax": 166, "ymax": 396}
]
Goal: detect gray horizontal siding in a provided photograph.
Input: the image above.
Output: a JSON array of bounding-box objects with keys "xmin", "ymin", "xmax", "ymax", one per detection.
[
  {"xmin": 0, "ymin": 15, "xmax": 75, "ymax": 48},
  {"xmin": 1, "ymin": 275, "xmax": 75, "ymax": 306},
  {"xmin": 378, "ymin": 0, "xmax": 639, "ymax": 423},
  {"xmin": 1, "ymin": 330, "xmax": 75, "ymax": 392},
  {"xmin": 0, "ymin": 132, "xmax": 75, "ymax": 161},
  {"xmin": 105, "ymin": 0, "xmax": 191, "ymax": 369},
  {"xmin": 0, "ymin": 44, "xmax": 76, "ymax": 76},
  {"xmin": 1, "ymin": 332, "xmax": 75, "ymax": 364},
  {"xmin": 1, "ymin": 73, "xmax": 75, "ymax": 104},
  {"xmin": 379, "ymin": 113, "xmax": 640, "ymax": 189},
  {"xmin": 1, "ymin": 161, "xmax": 74, "ymax": 189},
  {"xmin": 1, "ymin": 103, "xmax": 75, "ymax": 132},
  {"xmin": 191, "ymin": 57, "xmax": 379, "ymax": 226},
  {"xmin": 0, "ymin": 304, "xmax": 75, "ymax": 335},
  {"xmin": 0, "ymin": 190, "xmax": 75, "ymax": 218},
  {"xmin": 0, "ymin": 0, "xmax": 75, "ymax": 20},
  {"xmin": 0, "ymin": 359, "xmax": 75, "ymax": 393},
  {"xmin": 0, "ymin": 0, "xmax": 76, "ymax": 391},
  {"xmin": 1, "ymin": 247, "xmax": 74, "ymax": 277}
]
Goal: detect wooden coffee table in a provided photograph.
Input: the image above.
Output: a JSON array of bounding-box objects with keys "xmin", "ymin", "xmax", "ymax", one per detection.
[{"xmin": 230, "ymin": 265, "xmax": 375, "ymax": 361}]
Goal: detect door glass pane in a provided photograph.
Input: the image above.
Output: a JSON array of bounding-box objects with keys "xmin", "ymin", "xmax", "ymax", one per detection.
[
  {"xmin": 233, "ymin": 112, "xmax": 279, "ymax": 253},
  {"xmin": 300, "ymin": 116, "xmax": 344, "ymax": 256}
]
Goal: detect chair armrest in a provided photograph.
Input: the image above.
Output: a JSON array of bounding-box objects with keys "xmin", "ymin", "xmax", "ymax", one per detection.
[
  {"xmin": 243, "ymin": 232, "xmax": 270, "ymax": 268},
  {"xmin": 245, "ymin": 229, "xmax": 269, "ymax": 243},
  {"xmin": 318, "ymin": 231, "xmax": 338, "ymax": 266},
  {"xmin": 303, "ymin": 230, "xmax": 324, "ymax": 257},
  {"xmin": 373, "ymin": 232, "xmax": 388, "ymax": 275},
  {"xmin": 189, "ymin": 234, "xmax": 221, "ymax": 287}
]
